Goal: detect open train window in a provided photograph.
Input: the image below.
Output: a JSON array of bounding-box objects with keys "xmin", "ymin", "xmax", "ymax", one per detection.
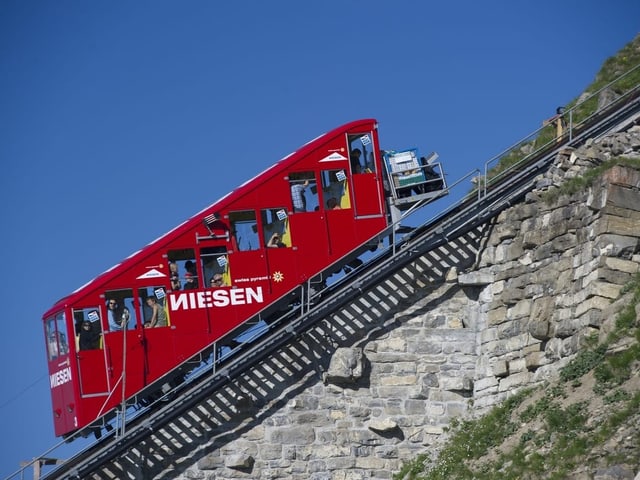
[
  {"xmin": 230, "ymin": 210, "xmax": 259, "ymax": 251},
  {"xmin": 104, "ymin": 289, "xmax": 136, "ymax": 331},
  {"xmin": 73, "ymin": 307, "xmax": 103, "ymax": 350},
  {"xmin": 201, "ymin": 246, "xmax": 230, "ymax": 287},
  {"xmin": 138, "ymin": 286, "xmax": 170, "ymax": 328},
  {"xmin": 321, "ymin": 169, "xmax": 351, "ymax": 209},
  {"xmin": 261, "ymin": 208, "xmax": 291, "ymax": 248},
  {"xmin": 168, "ymin": 248, "xmax": 199, "ymax": 290},
  {"xmin": 348, "ymin": 133, "xmax": 376, "ymax": 174},
  {"xmin": 289, "ymin": 171, "xmax": 318, "ymax": 213}
]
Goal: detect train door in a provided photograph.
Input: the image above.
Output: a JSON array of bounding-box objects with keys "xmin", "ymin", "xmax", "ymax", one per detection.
[
  {"xmin": 200, "ymin": 245, "xmax": 238, "ymax": 339},
  {"xmin": 286, "ymin": 171, "xmax": 328, "ymax": 278},
  {"xmin": 73, "ymin": 306, "xmax": 108, "ymax": 395},
  {"xmin": 45, "ymin": 311, "xmax": 76, "ymax": 436},
  {"xmin": 348, "ymin": 132, "xmax": 384, "ymax": 217},
  {"xmin": 136, "ymin": 285, "xmax": 173, "ymax": 382},
  {"xmin": 321, "ymin": 168, "xmax": 356, "ymax": 260},
  {"xmin": 166, "ymin": 248, "xmax": 222, "ymax": 364},
  {"xmin": 228, "ymin": 209, "xmax": 269, "ymax": 278},
  {"xmin": 167, "ymin": 248, "xmax": 210, "ymax": 336},
  {"xmin": 261, "ymin": 207, "xmax": 298, "ymax": 296},
  {"xmin": 102, "ymin": 289, "xmax": 145, "ymax": 395}
]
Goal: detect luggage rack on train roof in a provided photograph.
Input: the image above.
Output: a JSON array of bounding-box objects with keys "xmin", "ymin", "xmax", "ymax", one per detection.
[
  {"xmin": 383, "ymin": 148, "xmax": 449, "ymax": 233},
  {"xmin": 383, "ymin": 149, "xmax": 448, "ymax": 211}
]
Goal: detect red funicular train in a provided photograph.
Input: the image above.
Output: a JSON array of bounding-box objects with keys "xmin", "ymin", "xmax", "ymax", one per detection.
[{"xmin": 42, "ymin": 119, "xmax": 446, "ymax": 439}]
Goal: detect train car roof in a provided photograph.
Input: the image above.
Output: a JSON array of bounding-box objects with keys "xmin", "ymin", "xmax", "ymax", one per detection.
[{"xmin": 43, "ymin": 118, "xmax": 378, "ymax": 318}]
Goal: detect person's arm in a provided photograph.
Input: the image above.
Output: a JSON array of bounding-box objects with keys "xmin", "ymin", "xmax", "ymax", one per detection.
[
  {"xmin": 148, "ymin": 304, "xmax": 158, "ymax": 327},
  {"xmin": 267, "ymin": 233, "xmax": 278, "ymax": 248},
  {"xmin": 267, "ymin": 233, "xmax": 284, "ymax": 248}
]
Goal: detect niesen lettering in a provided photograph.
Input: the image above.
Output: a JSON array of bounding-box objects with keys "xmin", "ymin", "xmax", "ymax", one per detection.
[
  {"xmin": 169, "ymin": 287, "xmax": 264, "ymax": 311},
  {"xmin": 50, "ymin": 367, "xmax": 72, "ymax": 389}
]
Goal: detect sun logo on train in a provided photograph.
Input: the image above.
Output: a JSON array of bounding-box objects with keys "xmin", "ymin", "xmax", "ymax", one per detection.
[{"xmin": 272, "ymin": 271, "xmax": 284, "ymax": 282}]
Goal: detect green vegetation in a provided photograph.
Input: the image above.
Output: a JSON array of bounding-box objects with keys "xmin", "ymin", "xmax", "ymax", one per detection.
[
  {"xmin": 541, "ymin": 156, "xmax": 640, "ymax": 204},
  {"xmin": 394, "ymin": 390, "xmax": 526, "ymax": 480},
  {"xmin": 394, "ymin": 273, "xmax": 640, "ymax": 480},
  {"xmin": 571, "ymin": 37, "xmax": 640, "ymax": 122}
]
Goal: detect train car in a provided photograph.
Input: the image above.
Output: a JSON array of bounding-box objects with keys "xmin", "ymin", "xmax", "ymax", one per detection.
[{"xmin": 42, "ymin": 119, "xmax": 447, "ymax": 439}]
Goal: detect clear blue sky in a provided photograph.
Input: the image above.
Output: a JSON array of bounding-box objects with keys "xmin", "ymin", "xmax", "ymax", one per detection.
[{"xmin": 1, "ymin": 1, "xmax": 638, "ymax": 477}]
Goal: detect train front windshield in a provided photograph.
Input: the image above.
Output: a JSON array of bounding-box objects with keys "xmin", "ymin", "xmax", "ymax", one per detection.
[{"xmin": 45, "ymin": 311, "xmax": 69, "ymax": 360}]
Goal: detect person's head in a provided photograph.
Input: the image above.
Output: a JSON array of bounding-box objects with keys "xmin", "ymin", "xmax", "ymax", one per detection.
[
  {"xmin": 107, "ymin": 299, "xmax": 118, "ymax": 309},
  {"xmin": 82, "ymin": 321, "xmax": 91, "ymax": 330},
  {"xmin": 327, "ymin": 197, "xmax": 339, "ymax": 210},
  {"xmin": 169, "ymin": 261, "xmax": 178, "ymax": 274},
  {"xmin": 210, "ymin": 274, "xmax": 223, "ymax": 287},
  {"xmin": 351, "ymin": 148, "xmax": 361, "ymax": 158},
  {"xmin": 146, "ymin": 296, "xmax": 157, "ymax": 305}
]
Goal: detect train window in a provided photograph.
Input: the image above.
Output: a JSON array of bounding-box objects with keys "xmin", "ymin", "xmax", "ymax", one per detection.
[
  {"xmin": 138, "ymin": 286, "xmax": 170, "ymax": 328},
  {"xmin": 45, "ymin": 318, "xmax": 58, "ymax": 360},
  {"xmin": 104, "ymin": 289, "xmax": 137, "ymax": 331},
  {"xmin": 73, "ymin": 307, "xmax": 103, "ymax": 350},
  {"xmin": 201, "ymin": 246, "xmax": 230, "ymax": 287},
  {"xmin": 45, "ymin": 312, "xmax": 68, "ymax": 360},
  {"xmin": 289, "ymin": 171, "xmax": 318, "ymax": 213},
  {"xmin": 168, "ymin": 249, "xmax": 199, "ymax": 290},
  {"xmin": 230, "ymin": 210, "xmax": 259, "ymax": 251},
  {"xmin": 262, "ymin": 208, "xmax": 291, "ymax": 248},
  {"xmin": 348, "ymin": 133, "xmax": 376, "ymax": 174},
  {"xmin": 321, "ymin": 169, "xmax": 351, "ymax": 209}
]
